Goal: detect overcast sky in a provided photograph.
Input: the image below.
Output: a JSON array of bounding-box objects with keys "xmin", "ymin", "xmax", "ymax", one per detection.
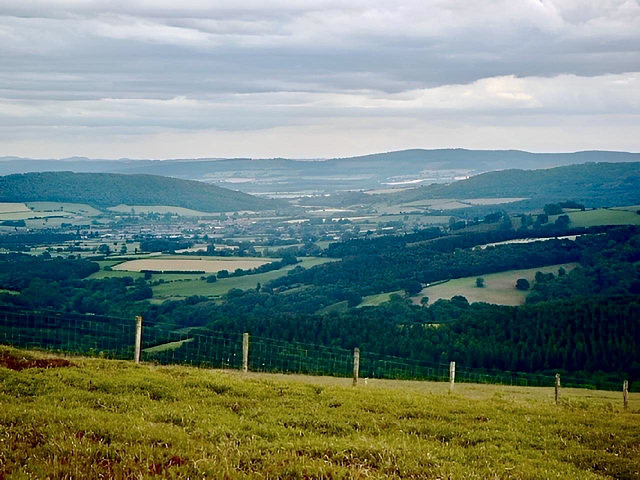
[{"xmin": 1, "ymin": 0, "xmax": 639, "ymax": 159}]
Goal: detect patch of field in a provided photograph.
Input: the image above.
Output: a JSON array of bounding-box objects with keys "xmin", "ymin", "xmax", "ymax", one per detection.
[
  {"xmin": 549, "ymin": 208, "xmax": 640, "ymax": 228},
  {"xmin": 27, "ymin": 202, "xmax": 102, "ymax": 216},
  {"xmin": 371, "ymin": 214, "xmax": 452, "ymax": 224},
  {"xmin": 0, "ymin": 346, "xmax": 637, "ymax": 478},
  {"xmin": 152, "ymin": 257, "xmax": 336, "ymax": 299},
  {"xmin": 399, "ymin": 197, "xmax": 527, "ymax": 210},
  {"xmin": 0, "ymin": 202, "xmax": 31, "ymax": 214},
  {"xmin": 413, "ymin": 263, "xmax": 578, "ymax": 306},
  {"xmin": 611, "ymin": 205, "xmax": 640, "ymax": 212},
  {"xmin": 113, "ymin": 257, "xmax": 273, "ymax": 273},
  {"xmin": 466, "ymin": 197, "xmax": 528, "ymax": 206},
  {"xmin": 107, "ymin": 204, "xmax": 211, "ymax": 216},
  {"xmin": 477, "ymin": 234, "xmax": 582, "ymax": 249},
  {"xmin": 358, "ymin": 290, "xmax": 405, "ymax": 307},
  {"xmin": 316, "ymin": 300, "xmax": 349, "ymax": 315},
  {"xmin": 143, "ymin": 338, "xmax": 194, "ymax": 354}
]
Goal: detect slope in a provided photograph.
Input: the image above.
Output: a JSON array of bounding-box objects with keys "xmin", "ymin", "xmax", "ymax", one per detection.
[{"xmin": 0, "ymin": 171, "xmax": 280, "ymax": 213}]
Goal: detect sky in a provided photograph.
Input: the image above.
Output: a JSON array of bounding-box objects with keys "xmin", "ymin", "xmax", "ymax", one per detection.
[{"xmin": 0, "ymin": 0, "xmax": 639, "ymax": 159}]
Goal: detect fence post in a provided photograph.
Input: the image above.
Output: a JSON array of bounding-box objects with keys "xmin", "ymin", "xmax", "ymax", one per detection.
[
  {"xmin": 555, "ymin": 373, "xmax": 560, "ymax": 405},
  {"xmin": 449, "ymin": 361, "xmax": 456, "ymax": 391},
  {"xmin": 623, "ymin": 380, "xmax": 629, "ymax": 410},
  {"xmin": 352, "ymin": 348, "xmax": 360, "ymax": 386},
  {"xmin": 134, "ymin": 315, "xmax": 143, "ymax": 364},
  {"xmin": 242, "ymin": 333, "xmax": 249, "ymax": 373}
]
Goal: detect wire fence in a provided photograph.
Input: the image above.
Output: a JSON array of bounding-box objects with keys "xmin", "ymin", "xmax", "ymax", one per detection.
[{"xmin": 0, "ymin": 307, "xmax": 627, "ymax": 392}]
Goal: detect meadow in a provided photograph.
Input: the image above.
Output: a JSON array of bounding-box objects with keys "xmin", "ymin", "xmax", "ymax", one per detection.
[
  {"xmin": 107, "ymin": 204, "xmax": 211, "ymax": 217},
  {"xmin": 0, "ymin": 346, "xmax": 638, "ymax": 479},
  {"xmin": 151, "ymin": 257, "xmax": 335, "ymax": 300},
  {"xmin": 549, "ymin": 208, "xmax": 640, "ymax": 228},
  {"xmin": 413, "ymin": 263, "xmax": 577, "ymax": 306},
  {"xmin": 113, "ymin": 257, "xmax": 273, "ymax": 273}
]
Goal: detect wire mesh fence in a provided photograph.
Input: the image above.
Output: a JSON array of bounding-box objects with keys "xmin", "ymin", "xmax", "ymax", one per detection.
[{"xmin": 0, "ymin": 307, "xmax": 627, "ymax": 392}]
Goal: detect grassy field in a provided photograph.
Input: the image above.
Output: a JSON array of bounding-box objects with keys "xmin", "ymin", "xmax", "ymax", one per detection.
[
  {"xmin": 413, "ymin": 263, "xmax": 578, "ymax": 306},
  {"xmin": 27, "ymin": 201, "xmax": 102, "ymax": 216},
  {"xmin": 152, "ymin": 257, "xmax": 335, "ymax": 300},
  {"xmin": 113, "ymin": 257, "xmax": 273, "ymax": 273},
  {"xmin": 358, "ymin": 290, "xmax": 405, "ymax": 307},
  {"xmin": 107, "ymin": 204, "xmax": 211, "ymax": 216},
  {"xmin": 0, "ymin": 346, "xmax": 638, "ymax": 478},
  {"xmin": 549, "ymin": 208, "xmax": 640, "ymax": 228}
]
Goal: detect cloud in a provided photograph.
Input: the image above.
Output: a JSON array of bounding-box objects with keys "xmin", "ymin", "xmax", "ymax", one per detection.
[{"xmin": 0, "ymin": 0, "xmax": 639, "ymax": 157}]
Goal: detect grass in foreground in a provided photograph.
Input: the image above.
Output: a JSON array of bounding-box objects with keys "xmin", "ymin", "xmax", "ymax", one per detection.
[{"xmin": 1, "ymin": 346, "xmax": 639, "ymax": 478}]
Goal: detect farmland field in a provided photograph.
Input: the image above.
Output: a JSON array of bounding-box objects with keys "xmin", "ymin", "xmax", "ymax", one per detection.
[
  {"xmin": 358, "ymin": 290, "xmax": 405, "ymax": 307},
  {"xmin": 152, "ymin": 257, "xmax": 335, "ymax": 300},
  {"xmin": 549, "ymin": 208, "xmax": 640, "ymax": 228},
  {"xmin": 0, "ymin": 346, "xmax": 638, "ymax": 479},
  {"xmin": 107, "ymin": 204, "xmax": 211, "ymax": 216},
  {"xmin": 476, "ymin": 234, "xmax": 581, "ymax": 249},
  {"xmin": 413, "ymin": 263, "xmax": 578, "ymax": 306},
  {"xmin": 0, "ymin": 202, "xmax": 31, "ymax": 214},
  {"xmin": 113, "ymin": 257, "xmax": 274, "ymax": 273},
  {"xmin": 27, "ymin": 202, "xmax": 102, "ymax": 216}
]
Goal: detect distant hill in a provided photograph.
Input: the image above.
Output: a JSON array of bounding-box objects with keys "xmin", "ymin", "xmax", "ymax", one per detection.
[
  {"xmin": 0, "ymin": 172, "xmax": 280, "ymax": 213},
  {"xmin": 2, "ymin": 149, "xmax": 639, "ymax": 194},
  {"xmin": 390, "ymin": 162, "xmax": 640, "ymax": 208}
]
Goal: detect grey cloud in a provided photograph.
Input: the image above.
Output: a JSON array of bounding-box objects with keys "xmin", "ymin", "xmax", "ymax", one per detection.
[{"xmin": 0, "ymin": 0, "xmax": 639, "ymax": 157}]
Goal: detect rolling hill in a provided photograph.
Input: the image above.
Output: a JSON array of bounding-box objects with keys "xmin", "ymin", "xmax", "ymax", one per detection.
[
  {"xmin": 389, "ymin": 162, "xmax": 640, "ymax": 208},
  {"xmin": 0, "ymin": 172, "xmax": 281, "ymax": 213},
  {"xmin": 2, "ymin": 149, "xmax": 639, "ymax": 194}
]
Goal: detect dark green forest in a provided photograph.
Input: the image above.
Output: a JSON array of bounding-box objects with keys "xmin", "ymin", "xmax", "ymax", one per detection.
[
  {"xmin": 302, "ymin": 162, "xmax": 640, "ymax": 209},
  {"xmin": 1, "ymin": 226, "xmax": 639, "ymax": 384},
  {"xmin": 0, "ymin": 172, "xmax": 281, "ymax": 212}
]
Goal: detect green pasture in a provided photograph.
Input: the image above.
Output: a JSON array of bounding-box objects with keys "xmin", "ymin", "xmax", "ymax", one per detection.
[
  {"xmin": 413, "ymin": 263, "xmax": 578, "ymax": 306},
  {"xmin": 0, "ymin": 346, "xmax": 637, "ymax": 478}
]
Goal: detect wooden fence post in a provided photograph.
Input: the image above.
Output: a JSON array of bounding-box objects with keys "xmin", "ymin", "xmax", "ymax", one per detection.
[
  {"xmin": 449, "ymin": 361, "xmax": 456, "ymax": 391},
  {"xmin": 242, "ymin": 333, "xmax": 249, "ymax": 373},
  {"xmin": 555, "ymin": 373, "xmax": 561, "ymax": 405},
  {"xmin": 134, "ymin": 315, "xmax": 143, "ymax": 364},
  {"xmin": 623, "ymin": 380, "xmax": 629, "ymax": 410},
  {"xmin": 352, "ymin": 348, "xmax": 360, "ymax": 386}
]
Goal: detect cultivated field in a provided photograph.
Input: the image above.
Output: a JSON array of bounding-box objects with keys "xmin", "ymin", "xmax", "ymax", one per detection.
[
  {"xmin": 549, "ymin": 208, "xmax": 640, "ymax": 228},
  {"xmin": 27, "ymin": 202, "xmax": 102, "ymax": 216},
  {"xmin": 151, "ymin": 257, "xmax": 334, "ymax": 300},
  {"xmin": 107, "ymin": 204, "xmax": 211, "ymax": 216},
  {"xmin": 413, "ymin": 263, "xmax": 578, "ymax": 306},
  {"xmin": 476, "ymin": 234, "xmax": 581, "ymax": 249},
  {"xmin": 0, "ymin": 346, "xmax": 638, "ymax": 478},
  {"xmin": 358, "ymin": 290, "xmax": 405, "ymax": 307},
  {"xmin": 113, "ymin": 257, "xmax": 273, "ymax": 273}
]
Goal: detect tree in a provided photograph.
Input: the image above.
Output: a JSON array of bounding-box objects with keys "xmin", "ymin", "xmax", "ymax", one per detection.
[
  {"xmin": 206, "ymin": 275, "xmax": 217, "ymax": 283},
  {"xmin": 544, "ymin": 204, "xmax": 563, "ymax": 216},
  {"xmin": 98, "ymin": 244, "xmax": 111, "ymax": 255},
  {"xmin": 420, "ymin": 296, "xmax": 429, "ymax": 306},
  {"xmin": 535, "ymin": 214, "xmax": 549, "ymax": 225},
  {"xmin": 476, "ymin": 277, "xmax": 485, "ymax": 288},
  {"xmin": 516, "ymin": 278, "xmax": 530, "ymax": 291},
  {"xmin": 555, "ymin": 215, "xmax": 571, "ymax": 228},
  {"xmin": 499, "ymin": 213, "xmax": 513, "ymax": 231}
]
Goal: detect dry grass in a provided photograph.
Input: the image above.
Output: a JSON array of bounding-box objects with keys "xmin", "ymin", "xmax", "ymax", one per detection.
[{"xmin": 1, "ymin": 346, "xmax": 638, "ymax": 479}]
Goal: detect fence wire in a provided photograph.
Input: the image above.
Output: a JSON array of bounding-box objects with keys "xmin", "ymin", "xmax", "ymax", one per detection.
[{"xmin": 0, "ymin": 307, "xmax": 626, "ymax": 392}]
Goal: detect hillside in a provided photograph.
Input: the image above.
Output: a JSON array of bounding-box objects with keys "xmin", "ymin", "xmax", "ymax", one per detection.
[
  {"xmin": 2, "ymin": 149, "xmax": 639, "ymax": 194},
  {"xmin": 0, "ymin": 172, "xmax": 280, "ymax": 213},
  {"xmin": 1, "ymin": 346, "xmax": 638, "ymax": 478},
  {"xmin": 389, "ymin": 162, "xmax": 640, "ymax": 208}
]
